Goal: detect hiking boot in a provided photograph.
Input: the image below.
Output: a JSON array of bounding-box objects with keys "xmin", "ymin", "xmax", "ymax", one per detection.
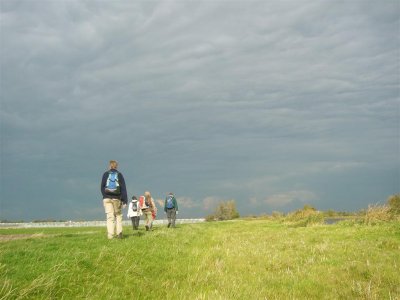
[
  {"xmin": 117, "ymin": 233, "xmax": 123, "ymax": 239},
  {"xmin": 145, "ymin": 225, "xmax": 149, "ymax": 231}
]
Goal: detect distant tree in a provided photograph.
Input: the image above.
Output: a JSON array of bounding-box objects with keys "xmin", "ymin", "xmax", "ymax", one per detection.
[
  {"xmin": 206, "ymin": 200, "xmax": 240, "ymax": 221},
  {"xmin": 387, "ymin": 194, "xmax": 400, "ymax": 214},
  {"xmin": 302, "ymin": 204, "xmax": 316, "ymax": 211},
  {"xmin": 0, "ymin": 220, "xmax": 25, "ymax": 223},
  {"xmin": 205, "ymin": 214, "xmax": 216, "ymax": 222},
  {"xmin": 33, "ymin": 219, "xmax": 57, "ymax": 223},
  {"xmin": 271, "ymin": 211, "xmax": 284, "ymax": 219},
  {"xmin": 324, "ymin": 209, "xmax": 337, "ymax": 217}
]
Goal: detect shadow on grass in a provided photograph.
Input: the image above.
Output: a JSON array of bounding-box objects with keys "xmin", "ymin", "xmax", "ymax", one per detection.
[{"xmin": 131, "ymin": 231, "xmax": 146, "ymax": 237}]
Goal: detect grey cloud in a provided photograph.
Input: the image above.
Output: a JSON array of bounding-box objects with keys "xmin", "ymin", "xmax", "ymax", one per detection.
[
  {"xmin": 1, "ymin": 0, "xmax": 398, "ymax": 221},
  {"xmin": 264, "ymin": 190, "xmax": 318, "ymax": 207}
]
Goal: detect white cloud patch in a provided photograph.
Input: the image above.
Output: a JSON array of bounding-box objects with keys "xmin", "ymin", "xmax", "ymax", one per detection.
[
  {"xmin": 177, "ymin": 197, "xmax": 198, "ymax": 209},
  {"xmin": 249, "ymin": 197, "xmax": 259, "ymax": 206},
  {"xmin": 155, "ymin": 199, "xmax": 164, "ymax": 208},
  {"xmin": 264, "ymin": 191, "xmax": 318, "ymax": 207},
  {"xmin": 202, "ymin": 196, "xmax": 223, "ymax": 211}
]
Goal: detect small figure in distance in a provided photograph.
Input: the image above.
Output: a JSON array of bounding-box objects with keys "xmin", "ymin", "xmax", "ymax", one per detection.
[
  {"xmin": 100, "ymin": 160, "xmax": 128, "ymax": 239},
  {"xmin": 127, "ymin": 196, "xmax": 142, "ymax": 230},
  {"xmin": 164, "ymin": 192, "xmax": 178, "ymax": 228}
]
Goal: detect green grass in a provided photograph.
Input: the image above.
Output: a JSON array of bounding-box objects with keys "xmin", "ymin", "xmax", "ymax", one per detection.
[{"xmin": 1, "ymin": 220, "xmax": 399, "ymax": 299}]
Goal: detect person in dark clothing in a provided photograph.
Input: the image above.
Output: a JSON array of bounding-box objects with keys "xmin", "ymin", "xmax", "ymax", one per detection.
[{"xmin": 100, "ymin": 160, "xmax": 128, "ymax": 239}]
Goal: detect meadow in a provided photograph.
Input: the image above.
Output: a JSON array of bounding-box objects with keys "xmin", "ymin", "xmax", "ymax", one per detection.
[{"xmin": 1, "ymin": 219, "xmax": 399, "ymax": 299}]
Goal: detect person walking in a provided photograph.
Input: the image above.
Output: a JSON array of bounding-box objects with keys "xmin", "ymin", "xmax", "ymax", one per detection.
[
  {"xmin": 164, "ymin": 192, "xmax": 178, "ymax": 228},
  {"xmin": 127, "ymin": 196, "xmax": 142, "ymax": 230},
  {"xmin": 100, "ymin": 160, "xmax": 128, "ymax": 239},
  {"xmin": 139, "ymin": 191, "xmax": 157, "ymax": 231}
]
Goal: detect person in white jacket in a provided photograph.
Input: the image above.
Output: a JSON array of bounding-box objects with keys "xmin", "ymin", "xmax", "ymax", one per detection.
[{"xmin": 127, "ymin": 196, "xmax": 142, "ymax": 230}]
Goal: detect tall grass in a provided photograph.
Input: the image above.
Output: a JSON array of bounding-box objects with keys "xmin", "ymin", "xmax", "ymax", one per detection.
[
  {"xmin": 363, "ymin": 204, "xmax": 399, "ymax": 225},
  {"xmin": 282, "ymin": 205, "xmax": 324, "ymax": 227},
  {"xmin": 1, "ymin": 220, "xmax": 399, "ymax": 299}
]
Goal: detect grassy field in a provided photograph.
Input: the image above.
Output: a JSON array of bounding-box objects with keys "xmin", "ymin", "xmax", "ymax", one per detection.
[{"xmin": 1, "ymin": 219, "xmax": 399, "ymax": 299}]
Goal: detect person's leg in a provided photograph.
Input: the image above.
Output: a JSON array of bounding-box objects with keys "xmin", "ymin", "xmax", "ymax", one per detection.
[
  {"xmin": 134, "ymin": 216, "xmax": 139, "ymax": 229},
  {"xmin": 112, "ymin": 199, "xmax": 123, "ymax": 237},
  {"xmin": 150, "ymin": 213, "xmax": 154, "ymax": 228},
  {"xmin": 150, "ymin": 212, "xmax": 155, "ymax": 229},
  {"xmin": 166, "ymin": 209, "xmax": 172, "ymax": 227},
  {"xmin": 145, "ymin": 211, "xmax": 152, "ymax": 230},
  {"xmin": 171, "ymin": 208, "xmax": 177, "ymax": 228},
  {"xmin": 131, "ymin": 217, "xmax": 136, "ymax": 230},
  {"xmin": 144, "ymin": 212, "xmax": 149, "ymax": 230},
  {"xmin": 103, "ymin": 198, "xmax": 115, "ymax": 239}
]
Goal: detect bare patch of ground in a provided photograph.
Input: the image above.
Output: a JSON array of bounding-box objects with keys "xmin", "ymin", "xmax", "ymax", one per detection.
[
  {"xmin": 0, "ymin": 231, "xmax": 98, "ymax": 242},
  {"xmin": 0, "ymin": 233, "xmax": 56, "ymax": 242}
]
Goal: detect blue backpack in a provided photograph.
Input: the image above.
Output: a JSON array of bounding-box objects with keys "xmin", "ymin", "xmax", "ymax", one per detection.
[
  {"xmin": 166, "ymin": 195, "xmax": 174, "ymax": 209},
  {"xmin": 105, "ymin": 171, "xmax": 121, "ymax": 195}
]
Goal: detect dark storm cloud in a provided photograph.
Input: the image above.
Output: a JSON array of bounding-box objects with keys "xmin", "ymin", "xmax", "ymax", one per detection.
[{"xmin": 1, "ymin": 0, "xmax": 398, "ymax": 220}]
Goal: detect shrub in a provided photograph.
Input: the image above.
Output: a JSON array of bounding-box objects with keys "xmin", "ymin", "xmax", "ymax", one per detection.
[
  {"xmin": 207, "ymin": 200, "xmax": 240, "ymax": 221},
  {"xmin": 271, "ymin": 211, "xmax": 284, "ymax": 219},
  {"xmin": 205, "ymin": 214, "xmax": 216, "ymax": 222},
  {"xmin": 363, "ymin": 204, "xmax": 394, "ymax": 225},
  {"xmin": 284, "ymin": 204, "xmax": 323, "ymax": 226},
  {"xmin": 324, "ymin": 209, "xmax": 337, "ymax": 217},
  {"xmin": 387, "ymin": 194, "xmax": 400, "ymax": 214}
]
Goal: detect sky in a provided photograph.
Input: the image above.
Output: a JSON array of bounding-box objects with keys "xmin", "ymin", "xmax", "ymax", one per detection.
[{"xmin": 0, "ymin": 0, "xmax": 399, "ymax": 221}]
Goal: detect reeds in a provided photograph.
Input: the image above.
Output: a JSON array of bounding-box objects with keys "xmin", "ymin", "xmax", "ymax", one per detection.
[{"xmin": 363, "ymin": 203, "xmax": 398, "ymax": 225}]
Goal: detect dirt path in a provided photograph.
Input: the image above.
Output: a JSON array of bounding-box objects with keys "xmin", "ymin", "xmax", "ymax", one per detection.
[{"xmin": 0, "ymin": 233, "xmax": 55, "ymax": 242}]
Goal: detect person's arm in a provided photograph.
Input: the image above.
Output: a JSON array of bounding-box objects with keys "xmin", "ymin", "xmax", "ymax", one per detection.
[
  {"xmin": 174, "ymin": 197, "xmax": 178, "ymax": 211},
  {"xmin": 164, "ymin": 197, "xmax": 167, "ymax": 212},
  {"xmin": 118, "ymin": 173, "xmax": 128, "ymax": 205},
  {"xmin": 100, "ymin": 172, "xmax": 107, "ymax": 198},
  {"xmin": 127, "ymin": 202, "xmax": 132, "ymax": 217},
  {"xmin": 152, "ymin": 198, "xmax": 157, "ymax": 213}
]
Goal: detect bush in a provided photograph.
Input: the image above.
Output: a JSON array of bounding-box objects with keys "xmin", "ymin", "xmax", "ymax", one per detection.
[
  {"xmin": 271, "ymin": 211, "xmax": 284, "ymax": 219},
  {"xmin": 205, "ymin": 214, "xmax": 216, "ymax": 222},
  {"xmin": 284, "ymin": 204, "xmax": 323, "ymax": 226},
  {"xmin": 363, "ymin": 204, "xmax": 394, "ymax": 225},
  {"xmin": 206, "ymin": 200, "xmax": 240, "ymax": 221},
  {"xmin": 387, "ymin": 194, "xmax": 400, "ymax": 214},
  {"xmin": 324, "ymin": 209, "xmax": 337, "ymax": 217}
]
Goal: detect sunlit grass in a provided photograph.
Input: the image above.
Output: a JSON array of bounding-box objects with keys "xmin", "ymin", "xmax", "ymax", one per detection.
[{"xmin": 1, "ymin": 220, "xmax": 399, "ymax": 299}]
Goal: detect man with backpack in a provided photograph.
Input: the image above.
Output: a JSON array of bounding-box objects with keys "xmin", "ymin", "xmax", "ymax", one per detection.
[
  {"xmin": 164, "ymin": 192, "xmax": 178, "ymax": 228},
  {"xmin": 100, "ymin": 160, "xmax": 128, "ymax": 239}
]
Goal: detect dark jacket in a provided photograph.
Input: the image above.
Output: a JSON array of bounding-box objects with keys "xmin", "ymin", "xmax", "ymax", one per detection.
[{"xmin": 100, "ymin": 169, "xmax": 128, "ymax": 204}]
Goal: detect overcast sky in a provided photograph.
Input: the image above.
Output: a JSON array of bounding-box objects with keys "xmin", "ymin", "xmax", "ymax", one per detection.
[{"xmin": 1, "ymin": 0, "xmax": 399, "ymax": 221}]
